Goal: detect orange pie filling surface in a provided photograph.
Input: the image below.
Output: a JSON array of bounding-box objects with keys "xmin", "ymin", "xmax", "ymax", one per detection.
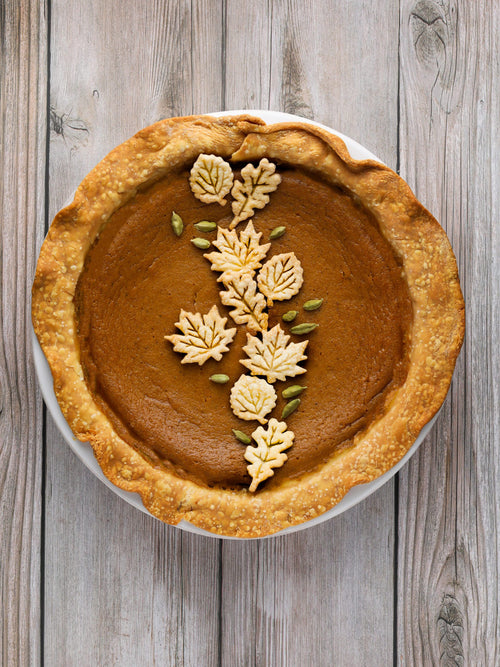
[{"xmin": 75, "ymin": 164, "xmax": 413, "ymax": 490}]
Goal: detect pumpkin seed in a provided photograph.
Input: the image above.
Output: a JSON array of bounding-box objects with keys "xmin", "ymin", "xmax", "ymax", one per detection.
[
  {"xmin": 281, "ymin": 398, "xmax": 301, "ymax": 419},
  {"xmin": 232, "ymin": 429, "xmax": 252, "ymax": 445},
  {"xmin": 171, "ymin": 211, "xmax": 184, "ymax": 237},
  {"xmin": 194, "ymin": 220, "xmax": 217, "ymax": 232},
  {"xmin": 290, "ymin": 322, "xmax": 319, "ymax": 335},
  {"xmin": 209, "ymin": 374, "xmax": 230, "ymax": 384},
  {"xmin": 269, "ymin": 225, "xmax": 286, "ymax": 240},
  {"xmin": 303, "ymin": 298, "xmax": 323, "ymax": 311},
  {"xmin": 191, "ymin": 237, "xmax": 211, "ymax": 249},
  {"xmin": 282, "ymin": 385, "xmax": 307, "ymax": 399},
  {"xmin": 282, "ymin": 310, "xmax": 298, "ymax": 322}
]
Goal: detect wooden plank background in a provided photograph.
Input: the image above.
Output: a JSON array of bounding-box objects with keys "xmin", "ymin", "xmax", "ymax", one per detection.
[{"xmin": 1, "ymin": 1, "xmax": 498, "ymax": 665}]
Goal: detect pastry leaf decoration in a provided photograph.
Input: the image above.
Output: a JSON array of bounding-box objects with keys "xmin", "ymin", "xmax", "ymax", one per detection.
[
  {"xmin": 240, "ymin": 324, "xmax": 308, "ymax": 383},
  {"xmin": 203, "ymin": 221, "xmax": 271, "ymax": 282},
  {"xmin": 230, "ymin": 375, "xmax": 277, "ymax": 425},
  {"xmin": 189, "ymin": 154, "xmax": 234, "ymax": 205},
  {"xmin": 257, "ymin": 252, "xmax": 304, "ymax": 306},
  {"xmin": 220, "ymin": 273, "xmax": 269, "ymax": 333},
  {"xmin": 166, "ymin": 155, "xmax": 317, "ymax": 491},
  {"xmin": 245, "ymin": 419, "xmax": 295, "ymax": 492},
  {"xmin": 230, "ymin": 158, "xmax": 281, "ymax": 229},
  {"xmin": 165, "ymin": 305, "xmax": 237, "ymax": 365}
]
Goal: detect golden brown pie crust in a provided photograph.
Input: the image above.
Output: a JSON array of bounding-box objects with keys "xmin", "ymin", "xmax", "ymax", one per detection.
[
  {"xmin": 74, "ymin": 166, "xmax": 412, "ymax": 487},
  {"xmin": 32, "ymin": 115, "xmax": 465, "ymax": 537}
]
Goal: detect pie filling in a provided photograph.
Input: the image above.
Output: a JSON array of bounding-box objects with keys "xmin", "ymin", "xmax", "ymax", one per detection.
[{"xmin": 75, "ymin": 166, "xmax": 412, "ymax": 489}]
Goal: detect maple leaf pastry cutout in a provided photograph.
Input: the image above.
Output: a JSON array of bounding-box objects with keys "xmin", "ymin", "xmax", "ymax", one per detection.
[
  {"xmin": 203, "ymin": 221, "xmax": 271, "ymax": 283},
  {"xmin": 165, "ymin": 305, "xmax": 236, "ymax": 365},
  {"xmin": 230, "ymin": 158, "xmax": 281, "ymax": 229},
  {"xmin": 245, "ymin": 419, "xmax": 295, "ymax": 492},
  {"xmin": 240, "ymin": 324, "xmax": 308, "ymax": 383}
]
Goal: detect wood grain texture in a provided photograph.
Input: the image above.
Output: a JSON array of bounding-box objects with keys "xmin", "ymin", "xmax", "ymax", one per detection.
[
  {"xmin": 221, "ymin": 504, "xmax": 396, "ymax": 667},
  {"xmin": 221, "ymin": 2, "xmax": 400, "ymax": 665},
  {"xmin": 2, "ymin": 0, "xmax": 498, "ymax": 665},
  {"xmin": 397, "ymin": 1, "xmax": 499, "ymax": 664},
  {"xmin": 268, "ymin": 0, "xmax": 401, "ymax": 167},
  {"xmin": 0, "ymin": 1, "xmax": 47, "ymax": 665},
  {"xmin": 44, "ymin": 2, "xmax": 223, "ymax": 665}
]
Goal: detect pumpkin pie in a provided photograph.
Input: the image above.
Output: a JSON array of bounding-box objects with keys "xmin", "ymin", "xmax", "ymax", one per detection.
[{"xmin": 32, "ymin": 115, "xmax": 465, "ymax": 537}]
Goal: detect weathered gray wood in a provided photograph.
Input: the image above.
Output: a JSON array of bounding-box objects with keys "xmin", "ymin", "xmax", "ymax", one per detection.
[
  {"xmin": 44, "ymin": 2, "xmax": 223, "ymax": 665},
  {"xmin": 2, "ymin": 0, "xmax": 498, "ymax": 664},
  {"xmin": 0, "ymin": 1, "xmax": 47, "ymax": 665},
  {"xmin": 397, "ymin": 1, "xmax": 499, "ymax": 664},
  {"xmin": 221, "ymin": 2, "xmax": 400, "ymax": 665}
]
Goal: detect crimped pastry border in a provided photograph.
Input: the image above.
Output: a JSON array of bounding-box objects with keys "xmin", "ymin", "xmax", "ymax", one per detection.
[{"xmin": 32, "ymin": 115, "xmax": 465, "ymax": 537}]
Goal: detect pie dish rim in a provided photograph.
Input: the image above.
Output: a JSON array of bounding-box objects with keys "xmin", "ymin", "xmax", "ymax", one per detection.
[
  {"xmin": 31, "ymin": 110, "xmax": 465, "ymax": 538},
  {"xmin": 30, "ymin": 328, "xmax": 438, "ymax": 539}
]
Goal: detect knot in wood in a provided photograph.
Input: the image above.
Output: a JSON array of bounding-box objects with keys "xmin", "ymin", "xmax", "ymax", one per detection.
[
  {"xmin": 49, "ymin": 106, "xmax": 90, "ymax": 154},
  {"xmin": 410, "ymin": 0, "xmax": 448, "ymax": 70},
  {"xmin": 437, "ymin": 594, "xmax": 464, "ymax": 665}
]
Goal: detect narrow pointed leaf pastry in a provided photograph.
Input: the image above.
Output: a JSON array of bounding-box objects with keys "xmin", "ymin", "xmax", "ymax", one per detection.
[
  {"xmin": 240, "ymin": 324, "xmax": 308, "ymax": 383},
  {"xmin": 245, "ymin": 419, "xmax": 295, "ymax": 492},
  {"xmin": 220, "ymin": 272, "xmax": 269, "ymax": 333},
  {"xmin": 230, "ymin": 158, "xmax": 281, "ymax": 228},
  {"xmin": 165, "ymin": 305, "xmax": 236, "ymax": 365}
]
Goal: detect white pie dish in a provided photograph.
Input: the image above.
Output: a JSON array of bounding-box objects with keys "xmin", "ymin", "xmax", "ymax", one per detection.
[{"xmin": 32, "ymin": 110, "xmax": 437, "ymax": 539}]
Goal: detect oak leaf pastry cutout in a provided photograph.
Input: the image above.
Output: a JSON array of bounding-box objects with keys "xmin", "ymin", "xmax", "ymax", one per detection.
[
  {"xmin": 257, "ymin": 252, "xmax": 304, "ymax": 307},
  {"xmin": 240, "ymin": 324, "xmax": 308, "ymax": 383},
  {"xmin": 230, "ymin": 158, "xmax": 281, "ymax": 229},
  {"xmin": 189, "ymin": 154, "xmax": 234, "ymax": 205},
  {"xmin": 230, "ymin": 374, "xmax": 277, "ymax": 425},
  {"xmin": 165, "ymin": 305, "xmax": 236, "ymax": 365},
  {"xmin": 245, "ymin": 419, "xmax": 295, "ymax": 492},
  {"xmin": 220, "ymin": 273, "xmax": 269, "ymax": 333},
  {"xmin": 204, "ymin": 221, "xmax": 271, "ymax": 283}
]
